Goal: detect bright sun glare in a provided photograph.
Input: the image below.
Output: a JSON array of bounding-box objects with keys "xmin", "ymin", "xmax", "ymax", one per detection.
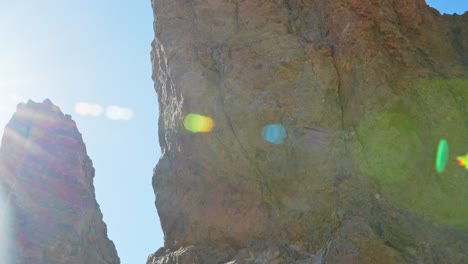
[{"xmin": 0, "ymin": 187, "xmax": 13, "ymax": 264}]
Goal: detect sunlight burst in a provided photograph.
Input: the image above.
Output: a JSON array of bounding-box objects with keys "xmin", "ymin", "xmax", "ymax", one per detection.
[{"xmin": 0, "ymin": 185, "xmax": 13, "ymax": 264}]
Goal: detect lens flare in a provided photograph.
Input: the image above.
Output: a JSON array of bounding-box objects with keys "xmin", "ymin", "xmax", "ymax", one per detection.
[
  {"xmin": 75, "ymin": 102, "xmax": 103, "ymax": 117},
  {"xmin": 183, "ymin": 113, "xmax": 214, "ymax": 133},
  {"xmin": 106, "ymin": 105, "xmax": 134, "ymax": 121},
  {"xmin": 262, "ymin": 124, "xmax": 287, "ymax": 144},
  {"xmin": 456, "ymin": 153, "xmax": 468, "ymax": 170},
  {"xmin": 435, "ymin": 139, "xmax": 449, "ymax": 174},
  {"xmin": 0, "ymin": 186, "xmax": 13, "ymax": 264}
]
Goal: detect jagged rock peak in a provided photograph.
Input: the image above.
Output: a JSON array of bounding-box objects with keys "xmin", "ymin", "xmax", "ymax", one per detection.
[
  {"xmin": 2, "ymin": 100, "xmax": 79, "ymax": 152},
  {"xmin": 20, "ymin": 98, "xmax": 63, "ymax": 113},
  {"xmin": 0, "ymin": 99, "xmax": 120, "ymax": 264}
]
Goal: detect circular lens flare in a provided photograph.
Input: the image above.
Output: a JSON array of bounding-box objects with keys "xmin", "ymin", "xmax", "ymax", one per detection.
[
  {"xmin": 183, "ymin": 113, "xmax": 214, "ymax": 133},
  {"xmin": 456, "ymin": 153, "xmax": 468, "ymax": 169},
  {"xmin": 262, "ymin": 124, "xmax": 287, "ymax": 145}
]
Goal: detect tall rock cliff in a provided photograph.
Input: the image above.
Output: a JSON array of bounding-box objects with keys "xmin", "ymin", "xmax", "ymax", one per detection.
[
  {"xmin": 148, "ymin": 0, "xmax": 467, "ymax": 263},
  {"xmin": 0, "ymin": 100, "xmax": 119, "ymax": 264}
]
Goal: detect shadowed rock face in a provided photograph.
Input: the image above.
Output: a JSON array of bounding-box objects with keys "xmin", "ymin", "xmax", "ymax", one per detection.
[
  {"xmin": 0, "ymin": 100, "xmax": 119, "ymax": 264},
  {"xmin": 148, "ymin": 0, "xmax": 467, "ymax": 263}
]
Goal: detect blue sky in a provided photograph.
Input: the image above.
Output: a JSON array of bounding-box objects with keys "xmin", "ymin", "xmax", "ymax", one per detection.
[
  {"xmin": 0, "ymin": 0, "xmax": 161, "ymax": 263},
  {"xmin": 0, "ymin": 1, "xmax": 465, "ymax": 263},
  {"xmin": 426, "ymin": 1, "xmax": 468, "ymax": 14}
]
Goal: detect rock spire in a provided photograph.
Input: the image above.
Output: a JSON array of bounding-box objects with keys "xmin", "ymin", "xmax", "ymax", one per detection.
[{"xmin": 0, "ymin": 99, "xmax": 119, "ymax": 264}]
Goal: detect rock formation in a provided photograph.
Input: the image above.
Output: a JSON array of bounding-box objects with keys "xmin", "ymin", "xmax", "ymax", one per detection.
[
  {"xmin": 0, "ymin": 100, "xmax": 119, "ymax": 264},
  {"xmin": 148, "ymin": 0, "xmax": 468, "ymax": 263}
]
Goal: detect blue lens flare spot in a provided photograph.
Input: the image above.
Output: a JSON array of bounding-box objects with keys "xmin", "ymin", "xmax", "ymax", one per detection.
[{"xmin": 262, "ymin": 124, "xmax": 286, "ymax": 145}]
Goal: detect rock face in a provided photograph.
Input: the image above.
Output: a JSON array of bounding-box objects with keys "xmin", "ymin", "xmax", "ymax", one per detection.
[
  {"xmin": 0, "ymin": 100, "xmax": 119, "ymax": 264},
  {"xmin": 149, "ymin": 0, "xmax": 467, "ymax": 263}
]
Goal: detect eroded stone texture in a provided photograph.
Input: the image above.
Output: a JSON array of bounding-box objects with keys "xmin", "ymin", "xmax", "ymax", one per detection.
[
  {"xmin": 0, "ymin": 100, "xmax": 119, "ymax": 264},
  {"xmin": 149, "ymin": 0, "xmax": 468, "ymax": 263}
]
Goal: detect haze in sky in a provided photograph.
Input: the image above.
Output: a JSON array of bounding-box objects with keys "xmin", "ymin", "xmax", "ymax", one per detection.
[
  {"xmin": 0, "ymin": 1, "xmax": 161, "ymax": 263},
  {"xmin": 0, "ymin": 1, "xmax": 466, "ymax": 263}
]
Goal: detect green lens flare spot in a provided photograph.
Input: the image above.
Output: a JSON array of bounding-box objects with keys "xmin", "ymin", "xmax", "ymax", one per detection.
[
  {"xmin": 183, "ymin": 113, "xmax": 214, "ymax": 133},
  {"xmin": 435, "ymin": 139, "xmax": 449, "ymax": 174}
]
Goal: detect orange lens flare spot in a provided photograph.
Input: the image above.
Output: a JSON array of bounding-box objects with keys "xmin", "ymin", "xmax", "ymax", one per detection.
[
  {"xmin": 456, "ymin": 153, "xmax": 468, "ymax": 170},
  {"xmin": 183, "ymin": 113, "xmax": 214, "ymax": 133}
]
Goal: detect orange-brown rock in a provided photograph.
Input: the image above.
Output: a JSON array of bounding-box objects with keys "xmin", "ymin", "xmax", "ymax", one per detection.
[{"xmin": 148, "ymin": 0, "xmax": 467, "ymax": 263}]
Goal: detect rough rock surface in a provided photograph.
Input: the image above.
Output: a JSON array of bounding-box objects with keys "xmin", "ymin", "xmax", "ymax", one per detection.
[
  {"xmin": 0, "ymin": 100, "xmax": 119, "ymax": 264},
  {"xmin": 149, "ymin": 0, "xmax": 467, "ymax": 263}
]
